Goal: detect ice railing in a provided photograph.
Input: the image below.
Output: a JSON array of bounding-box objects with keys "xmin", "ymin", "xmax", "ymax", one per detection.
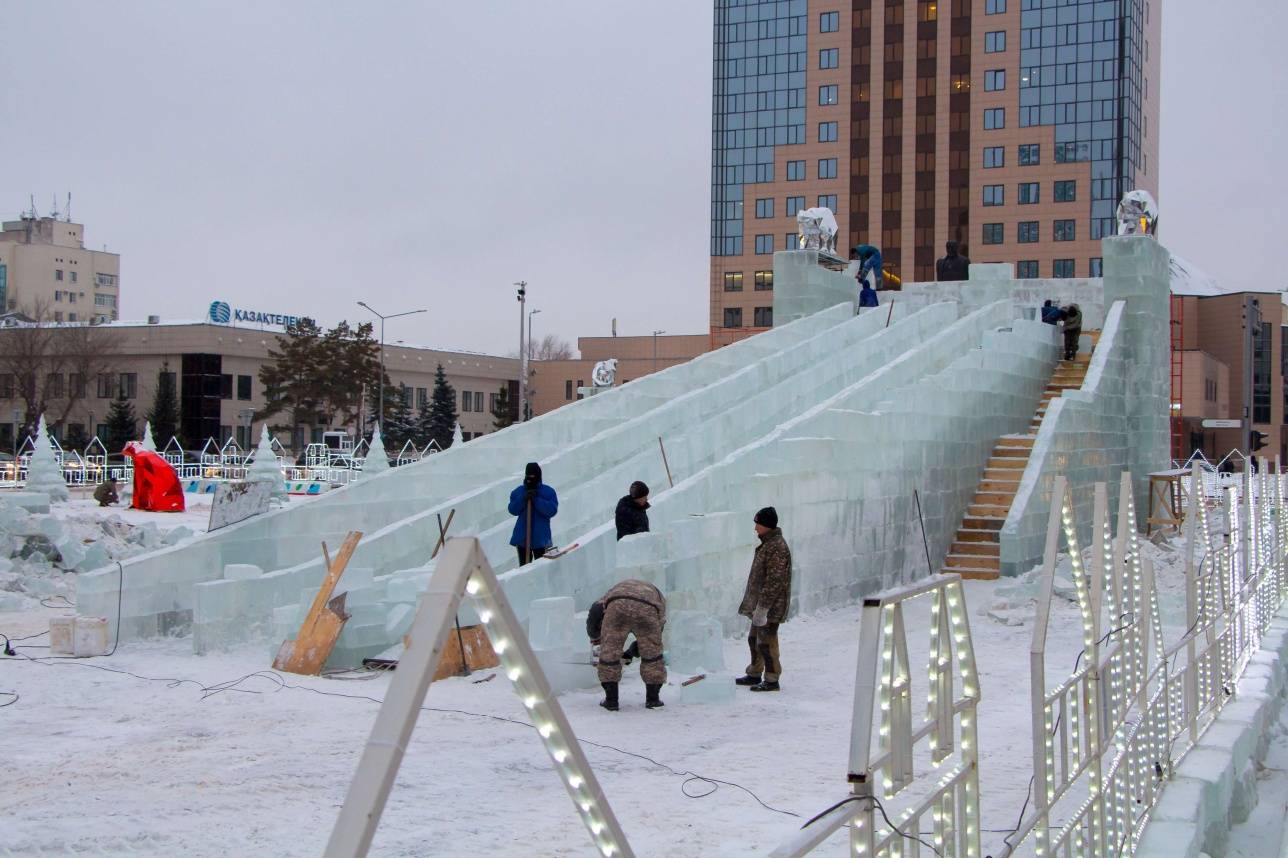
[
  {"xmin": 998, "ymin": 462, "xmax": 1286, "ymax": 856},
  {"xmin": 770, "ymin": 574, "xmax": 982, "ymax": 858}
]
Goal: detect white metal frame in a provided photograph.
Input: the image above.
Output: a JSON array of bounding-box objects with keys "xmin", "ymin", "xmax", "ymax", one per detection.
[
  {"xmin": 770, "ymin": 574, "xmax": 981, "ymax": 858},
  {"xmin": 325, "ymin": 537, "xmax": 634, "ymax": 858}
]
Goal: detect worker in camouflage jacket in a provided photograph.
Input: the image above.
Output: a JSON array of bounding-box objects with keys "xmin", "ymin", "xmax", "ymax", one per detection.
[
  {"xmin": 736, "ymin": 506, "xmax": 792, "ymax": 692},
  {"xmin": 586, "ymin": 579, "xmax": 667, "ymax": 711}
]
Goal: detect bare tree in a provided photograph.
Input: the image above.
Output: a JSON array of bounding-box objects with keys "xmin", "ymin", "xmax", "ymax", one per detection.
[
  {"xmin": 0, "ymin": 302, "xmax": 121, "ymax": 437},
  {"xmin": 515, "ymin": 334, "xmax": 575, "ymax": 361}
]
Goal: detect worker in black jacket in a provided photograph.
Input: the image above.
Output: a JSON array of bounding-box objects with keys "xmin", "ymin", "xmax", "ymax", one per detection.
[{"xmin": 615, "ymin": 481, "xmax": 650, "ymax": 540}]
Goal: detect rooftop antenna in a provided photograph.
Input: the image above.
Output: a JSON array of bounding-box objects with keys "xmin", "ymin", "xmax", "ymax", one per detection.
[
  {"xmin": 49, "ymin": 194, "xmax": 59, "ymax": 221},
  {"xmin": 27, "ymin": 194, "xmax": 37, "ymax": 219},
  {"xmin": 65, "ymin": 192, "xmax": 71, "ymax": 222}
]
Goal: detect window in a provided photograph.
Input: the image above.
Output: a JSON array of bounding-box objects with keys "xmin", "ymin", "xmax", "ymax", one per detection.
[
  {"xmin": 68, "ymin": 312, "xmax": 77, "ymax": 322},
  {"xmin": 474, "ymin": 391, "xmax": 484, "ymax": 412},
  {"xmin": 416, "ymin": 387, "xmax": 428, "ymax": 409},
  {"xmin": 986, "ymin": 0, "xmax": 1006, "ymax": 12},
  {"xmin": 984, "ymin": 70, "xmax": 1006, "ymax": 91},
  {"xmin": 95, "ymin": 293, "xmax": 117, "ymax": 308},
  {"xmin": 1017, "ymin": 221, "xmax": 1039, "ymax": 243},
  {"xmin": 786, "ymin": 195, "xmax": 806, "ymax": 214},
  {"xmin": 46, "ymin": 373, "xmax": 64, "ymax": 399},
  {"xmin": 819, "ymin": 85, "xmax": 838, "ymax": 105},
  {"xmin": 754, "ymin": 306, "xmax": 773, "ymax": 327},
  {"xmin": 820, "ymin": 11, "xmax": 839, "ymax": 32},
  {"xmin": 1018, "ymin": 144, "xmax": 1040, "ymax": 166},
  {"xmin": 984, "ymin": 108, "xmax": 1005, "ymax": 130},
  {"xmin": 917, "ymin": 0, "xmax": 937, "ymax": 21},
  {"xmin": 70, "ymin": 373, "xmax": 86, "ymax": 399},
  {"xmin": 237, "ymin": 375, "xmax": 252, "ymax": 401},
  {"xmin": 1089, "ymin": 257, "xmax": 1103, "ymax": 277},
  {"xmin": 1054, "ymin": 180, "xmax": 1077, "ymax": 202},
  {"xmin": 218, "ymin": 373, "xmax": 231, "ymax": 400},
  {"xmin": 983, "ymin": 146, "xmax": 1004, "ymax": 168},
  {"xmin": 785, "ymin": 233, "xmax": 798, "ymax": 251},
  {"xmin": 1054, "ymin": 219, "xmax": 1076, "ymax": 242},
  {"xmin": 754, "ymin": 270, "xmax": 774, "ymax": 291},
  {"xmin": 724, "ymin": 307, "xmax": 743, "ymax": 328},
  {"xmin": 818, "ymin": 158, "xmax": 837, "ymax": 179},
  {"xmin": 0, "ymin": 374, "xmax": 12, "ymax": 398},
  {"xmin": 1053, "ymin": 259, "xmax": 1075, "ymax": 278},
  {"xmin": 461, "ymin": 390, "xmax": 473, "ymax": 412},
  {"xmin": 817, "ymin": 194, "xmax": 837, "ymax": 211},
  {"xmin": 819, "ymin": 48, "xmax": 839, "ymax": 69},
  {"xmin": 755, "ymin": 235, "xmax": 775, "ymax": 255},
  {"xmin": 982, "ymin": 223, "xmax": 1004, "ymax": 245},
  {"xmin": 70, "ymin": 271, "xmax": 77, "ymax": 283},
  {"xmin": 565, "ymin": 380, "xmax": 573, "ymax": 401},
  {"xmin": 96, "ymin": 373, "xmax": 114, "ymax": 398},
  {"xmin": 95, "ymin": 273, "xmax": 116, "ymax": 287},
  {"xmin": 985, "ymin": 31, "xmax": 1006, "ymax": 53},
  {"xmin": 55, "ymin": 269, "xmax": 63, "ymax": 281},
  {"xmin": 755, "ymin": 198, "xmax": 774, "ymax": 219},
  {"xmin": 120, "ymin": 373, "xmax": 138, "ymax": 400},
  {"xmin": 1017, "ymin": 260, "xmax": 1039, "ymax": 278},
  {"xmin": 1018, "ymin": 182, "xmax": 1040, "ymax": 204},
  {"xmin": 787, "ymin": 161, "xmax": 806, "ymax": 181},
  {"xmin": 723, "ymin": 272, "xmax": 744, "ymax": 292},
  {"xmin": 983, "ymin": 185, "xmax": 1004, "ymax": 206},
  {"xmin": 818, "ymin": 121, "xmax": 838, "ymax": 142}
]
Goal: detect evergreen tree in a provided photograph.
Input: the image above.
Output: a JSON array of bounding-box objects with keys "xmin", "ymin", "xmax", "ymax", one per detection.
[
  {"xmin": 383, "ymin": 385, "xmax": 415, "ymax": 452},
  {"xmin": 145, "ymin": 361, "xmax": 182, "ymax": 448},
  {"xmin": 105, "ymin": 389, "xmax": 138, "ymax": 456},
  {"xmin": 413, "ymin": 394, "xmax": 433, "ymax": 448},
  {"xmin": 426, "ymin": 364, "xmax": 457, "ymax": 451},
  {"xmin": 62, "ymin": 422, "xmax": 89, "ymax": 452},
  {"xmin": 491, "ymin": 385, "xmax": 515, "ymax": 430}
]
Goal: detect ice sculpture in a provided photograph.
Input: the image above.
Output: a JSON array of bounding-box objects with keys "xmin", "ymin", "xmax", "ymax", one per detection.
[
  {"xmin": 452, "ymin": 422, "xmax": 464, "ymax": 446},
  {"xmin": 1116, "ymin": 189, "xmax": 1159, "ymax": 236},
  {"xmin": 141, "ymin": 422, "xmax": 157, "ymax": 452},
  {"xmin": 795, "ymin": 207, "xmax": 839, "ymax": 255},
  {"xmin": 123, "ymin": 441, "xmax": 185, "ymax": 512},
  {"xmin": 591, "ymin": 359, "xmax": 617, "ymax": 389},
  {"xmin": 24, "ymin": 415, "xmax": 69, "ymax": 503},
  {"xmin": 246, "ymin": 425, "xmax": 287, "ymax": 501},
  {"xmin": 364, "ymin": 425, "xmax": 389, "ymax": 474}
]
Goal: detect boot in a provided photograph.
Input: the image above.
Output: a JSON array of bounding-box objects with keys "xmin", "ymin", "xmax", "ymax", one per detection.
[
  {"xmin": 749, "ymin": 680, "xmax": 780, "ymax": 692},
  {"xmin": 645, "ymin": 684, "xmax": 665, "ymax": 709},
  {"xmin": 735, "ymin": 674, "xmax": 762, "ymax": 686},
  {"xmin": 599, "ymin": 681, "xmax": 619, "ymax": 711}
]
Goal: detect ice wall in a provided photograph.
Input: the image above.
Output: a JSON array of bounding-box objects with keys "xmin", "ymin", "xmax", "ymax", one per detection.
[
  {"xmin": 772, "ymin": 249, "xmax": 857, "ymax": 323},
  {"xmin": 895, "ymin": 263, "xmax": 1107, "ymax": 331}
]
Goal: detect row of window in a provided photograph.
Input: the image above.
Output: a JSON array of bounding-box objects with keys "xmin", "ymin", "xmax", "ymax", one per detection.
[
  {"xmin": 983, "ymin": 143, "xmax": 1045, "ymax": 168},
  {"xmin": 780, "ymin": 158, "xmax": 837, "ymax": 183},
  {"xmin": 54, "ymin": 269, "xmax": 78, "ymax": 283},
  {"xmin": 1013, "ymin": 259, "xmax": 1103, "ymax": 279},
  {"xmin": 981, "ymin": 181, "xmax": 1078, "ymax": 206},
  {"xmin": 752, "ymin": 232, "xmax": 820, "ymax": 255},
  {"xmin": 723, "ymin": 307, "xmax": 774, "ymax": 329},
  {"xmin": 723, "ymin": 271, "xmax": 775, "ymax": 292},
  {"xmin": 460, "ymin": 389, "xmax": 486, "ymax": 413},
  {"xmin": 0, "ymin": 372, "xmax": 153, "ymax": 401},
  {"xmin": 981, "ymin": 219, "xmax": 1079, "ymax": 245}
]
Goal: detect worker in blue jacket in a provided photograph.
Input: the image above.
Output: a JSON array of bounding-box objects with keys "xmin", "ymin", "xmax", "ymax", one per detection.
[
  {"xmin": 509, "ymin": 461, "xmax": 559, "ymax": 565},
  {"xmin": 853, "ymin": 244, "xmax": 883, "ymax": 293}
]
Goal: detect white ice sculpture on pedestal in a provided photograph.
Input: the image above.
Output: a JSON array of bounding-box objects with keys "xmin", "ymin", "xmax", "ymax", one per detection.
[
  {"xmin": 24, "ymin": 415, "xmax": 69, "ymax": 502},
  {"xmin": 452, "ymin": 422, "xmax": 464, "ymax": 446},
  {"xmin": 246, "ymin": 425, "xmax": 286, "ymax": 500},
  {"xmin": 141, "ymin": 421, "xmax": 157, "ymax": 452},
  {"xmin": 1116, "ymin": 189, "xmax": 1159, "ymax": 236},
  {"xmin": 591, "ymin": 358, "xmax": 617, "ymax": 389},
  {"xmin": 364, "ymin": 424, "xmax": 389, "ymax": 474},
  {"xmin": 795, "ymin": 206, "xmax": 839, "ymax": 255}
]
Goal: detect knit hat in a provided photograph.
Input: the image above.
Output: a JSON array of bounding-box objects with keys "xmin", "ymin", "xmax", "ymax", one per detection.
[
  {"xmin": 754, "ymin": 506, "xmax": 778, "ymax": 528},
  {"xmin": 629, "ymin": 480, "xmax": 649, "ymax": 500},
  {"xmin": 524, "ymin": 462, "xmax": 542, "ymax": 482}
]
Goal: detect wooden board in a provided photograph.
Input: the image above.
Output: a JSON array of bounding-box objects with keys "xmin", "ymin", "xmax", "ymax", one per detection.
[
  {"xmin": 414, "ymin": 624, "xmax": 499, "ymax": 682},
  {"xmin": 272, "ymin": 531, "xmax": 362, "ymax": 675}
]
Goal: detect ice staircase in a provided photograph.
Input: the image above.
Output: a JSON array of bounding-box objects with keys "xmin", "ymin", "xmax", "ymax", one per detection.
[{"xmin": 942, "ymin": 330, "xmax": 1100, "ymax": 579}]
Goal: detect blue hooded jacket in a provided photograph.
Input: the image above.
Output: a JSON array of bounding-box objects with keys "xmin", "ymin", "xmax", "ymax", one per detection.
[{"xmin": 508, "ymin": 462, "xmax": 558, "ymax": 549}]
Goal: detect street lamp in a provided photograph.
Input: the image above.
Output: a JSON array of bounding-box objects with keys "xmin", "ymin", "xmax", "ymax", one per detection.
[
  {"xmin": 515, "ymin": 281, "xmax": 528, "ymax": 421},
  {"xmin": 357, "ymin": 302, "xmax": 427, "ymax": 435},
  {"xmin": 526, "ymin": 309, "xmax": 542, "ymax": 421},
  {"xmin": 652, "ymin": 329, "xmax": 666, "ymax": 373}
]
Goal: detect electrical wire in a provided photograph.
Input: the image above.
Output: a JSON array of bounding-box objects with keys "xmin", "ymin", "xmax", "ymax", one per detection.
[{"xmin": 799, "ymin": 794, "xmax": 943, "ymax": 857}]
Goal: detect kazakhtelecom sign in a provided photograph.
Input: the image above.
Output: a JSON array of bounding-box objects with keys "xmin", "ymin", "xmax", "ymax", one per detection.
[{"xmin": 207, "ymin": 300, "xmax": 301, "ymax": 328}]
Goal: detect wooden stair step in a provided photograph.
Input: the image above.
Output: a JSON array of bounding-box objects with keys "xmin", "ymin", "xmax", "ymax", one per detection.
[
  {"xmin": 968, "ymin": 504, "xmax": 1011, "ymax": 517},
  {"xmin": 957, "ymin": 526, "xmax": 1001, "ymax": 541},
  {"xmin": 944, "ymin": 553, "xmax": 1000, "ymax": 571},
  {"xmin": 984, "ymin": 466, "xmax": 1024, "ymax": 480},
  {"xmin": 998, "ymin": 435, "xmax": 1035, "ymax": 447},
  {"xmin": 953, "ymin": 568, "xmax": 1001, "ymax": 581},
  {"xmin": 951, "ymin": 541, "xmax": 999, "ymax": 556},
  {"xmin": 962, "ymin": 516, "xmax": 1005, "ymax": 530},
  {"xmin": 987, "ymin": 457, "xmax": 1028, "ymax": 470},
  {"xmin": 973, "ymin": 492, "xmax": 1016, "ymax": 507}
]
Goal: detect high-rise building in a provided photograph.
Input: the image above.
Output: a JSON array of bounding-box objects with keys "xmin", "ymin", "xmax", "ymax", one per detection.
[
  {"xmin": 710, "ymin": 0, "xmax": 1160, "ymax": 346},
  {"xmin": 0, "ymin": 214, "xmax": 121, "ymax": 322}
]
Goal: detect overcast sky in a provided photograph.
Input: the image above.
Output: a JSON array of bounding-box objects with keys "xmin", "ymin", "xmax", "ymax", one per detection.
[{"xmin": 1, "ymin": 3, "xmax": 1281, "ymax": 356}]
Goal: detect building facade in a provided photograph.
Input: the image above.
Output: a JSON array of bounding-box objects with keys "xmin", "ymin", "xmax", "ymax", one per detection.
[
  {"xmin": 710, "ymin": 0, "xmax": 1161, "ymax": 346},
  {"xmin": 0, "ymin": 216, "xmax": 121, "ymax": 322},
  {"xmin": 0, "ymin": 319, "xmax": 519, "ymax": 453},
  {"xmin": 530, "ymin": 334, "xmax": 710, "ymax": 416}
]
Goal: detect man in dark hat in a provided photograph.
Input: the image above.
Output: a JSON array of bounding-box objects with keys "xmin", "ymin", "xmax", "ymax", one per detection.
[
  {"xmin": 508, "ymin": 462, "xmax": 559, "ymax": 565},
  {"xmin": 735, "ymin": 506, "xmax": 793, "ymax": 692},
  {"xmin": 615, "ymin": 480, "xmax": 651, "ymax": 541}
]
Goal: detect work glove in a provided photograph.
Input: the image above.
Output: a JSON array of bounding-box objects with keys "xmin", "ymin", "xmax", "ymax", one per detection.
[
  {"xmin": 591, "ymin": 644, "xmax": 601, "ymax": 663},
  {"xmin": 752, "ymin": 606, "xmax": 769, "ymax": 628},
  {"xmin": 524, "ymin": 485, "xmax": 538, "ymax": 501}
]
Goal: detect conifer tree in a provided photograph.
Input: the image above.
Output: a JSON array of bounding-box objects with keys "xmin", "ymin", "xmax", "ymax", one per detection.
[
  {"xmin": 105, "ymin": 389, "xmax": 137, "ymax": 456},
  {"xmin": 491, "ymin": 385, "xmax": 515, "ymax": 430},
  {"xmin": 427, "ymin": 364, "xmax": 457, "ymax": 451},
  {"xmin": 145, "ymin": 361, "xmax": 182, "ymax": 448}
]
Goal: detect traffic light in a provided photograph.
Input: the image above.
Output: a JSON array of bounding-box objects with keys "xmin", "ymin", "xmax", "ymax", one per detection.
[{"xmin": 1251, "ymin": 430, "xmax": 1269, "ymax": 452}]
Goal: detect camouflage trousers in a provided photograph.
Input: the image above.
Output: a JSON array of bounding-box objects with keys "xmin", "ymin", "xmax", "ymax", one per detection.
[
  {"xmin": 596, "ymin": 599, "xmax": 666, "ymax": 685},
  {"xmin": 746, "ymin": 622, "xmax": 782, "ymax": 682}
]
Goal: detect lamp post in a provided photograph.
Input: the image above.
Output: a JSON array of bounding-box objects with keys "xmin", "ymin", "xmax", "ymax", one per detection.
[
  {"xmin": 515, "ymin": 281, "xmax": 527, "ymax": 421},
  {"xmin": 357, "ymin": 302, "xmax": 426, "ymax": 434},
  {"xmin": 652, "ymin": 329, "xmax": 666, "ymax": 373}
]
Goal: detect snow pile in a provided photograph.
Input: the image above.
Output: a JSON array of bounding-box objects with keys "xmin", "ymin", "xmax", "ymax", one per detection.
[{"xmin": 0, "ymin": 496, "xmax": 194, "ymax": 611}]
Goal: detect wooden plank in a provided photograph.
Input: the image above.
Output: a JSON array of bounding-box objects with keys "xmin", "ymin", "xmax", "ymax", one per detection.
[
  {"xmin": 273, "ymin": 531, "xmax": 363, "ymax": 675},
  {"xmin": 430, "ymin": 624, "xmax": 499, "ymax": 681}
]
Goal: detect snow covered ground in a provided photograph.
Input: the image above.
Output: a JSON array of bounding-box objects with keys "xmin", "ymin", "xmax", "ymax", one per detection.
[{"xmin": 0, "ymin": 535, "xmax": 1260, "ymax": 856}]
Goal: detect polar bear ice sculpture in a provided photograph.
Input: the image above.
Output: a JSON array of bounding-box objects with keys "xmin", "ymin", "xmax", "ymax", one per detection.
[
  {"xmin": 1116, "ymin": 189, "xmax": 1159, "ymax": 236},
  {"xmin": 591, "ymin": 358, "xmax": 618, "ymax": 388},
  {"xmin": 795, "ymin": 206, "xmax": 839, "ymax": 255}
]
